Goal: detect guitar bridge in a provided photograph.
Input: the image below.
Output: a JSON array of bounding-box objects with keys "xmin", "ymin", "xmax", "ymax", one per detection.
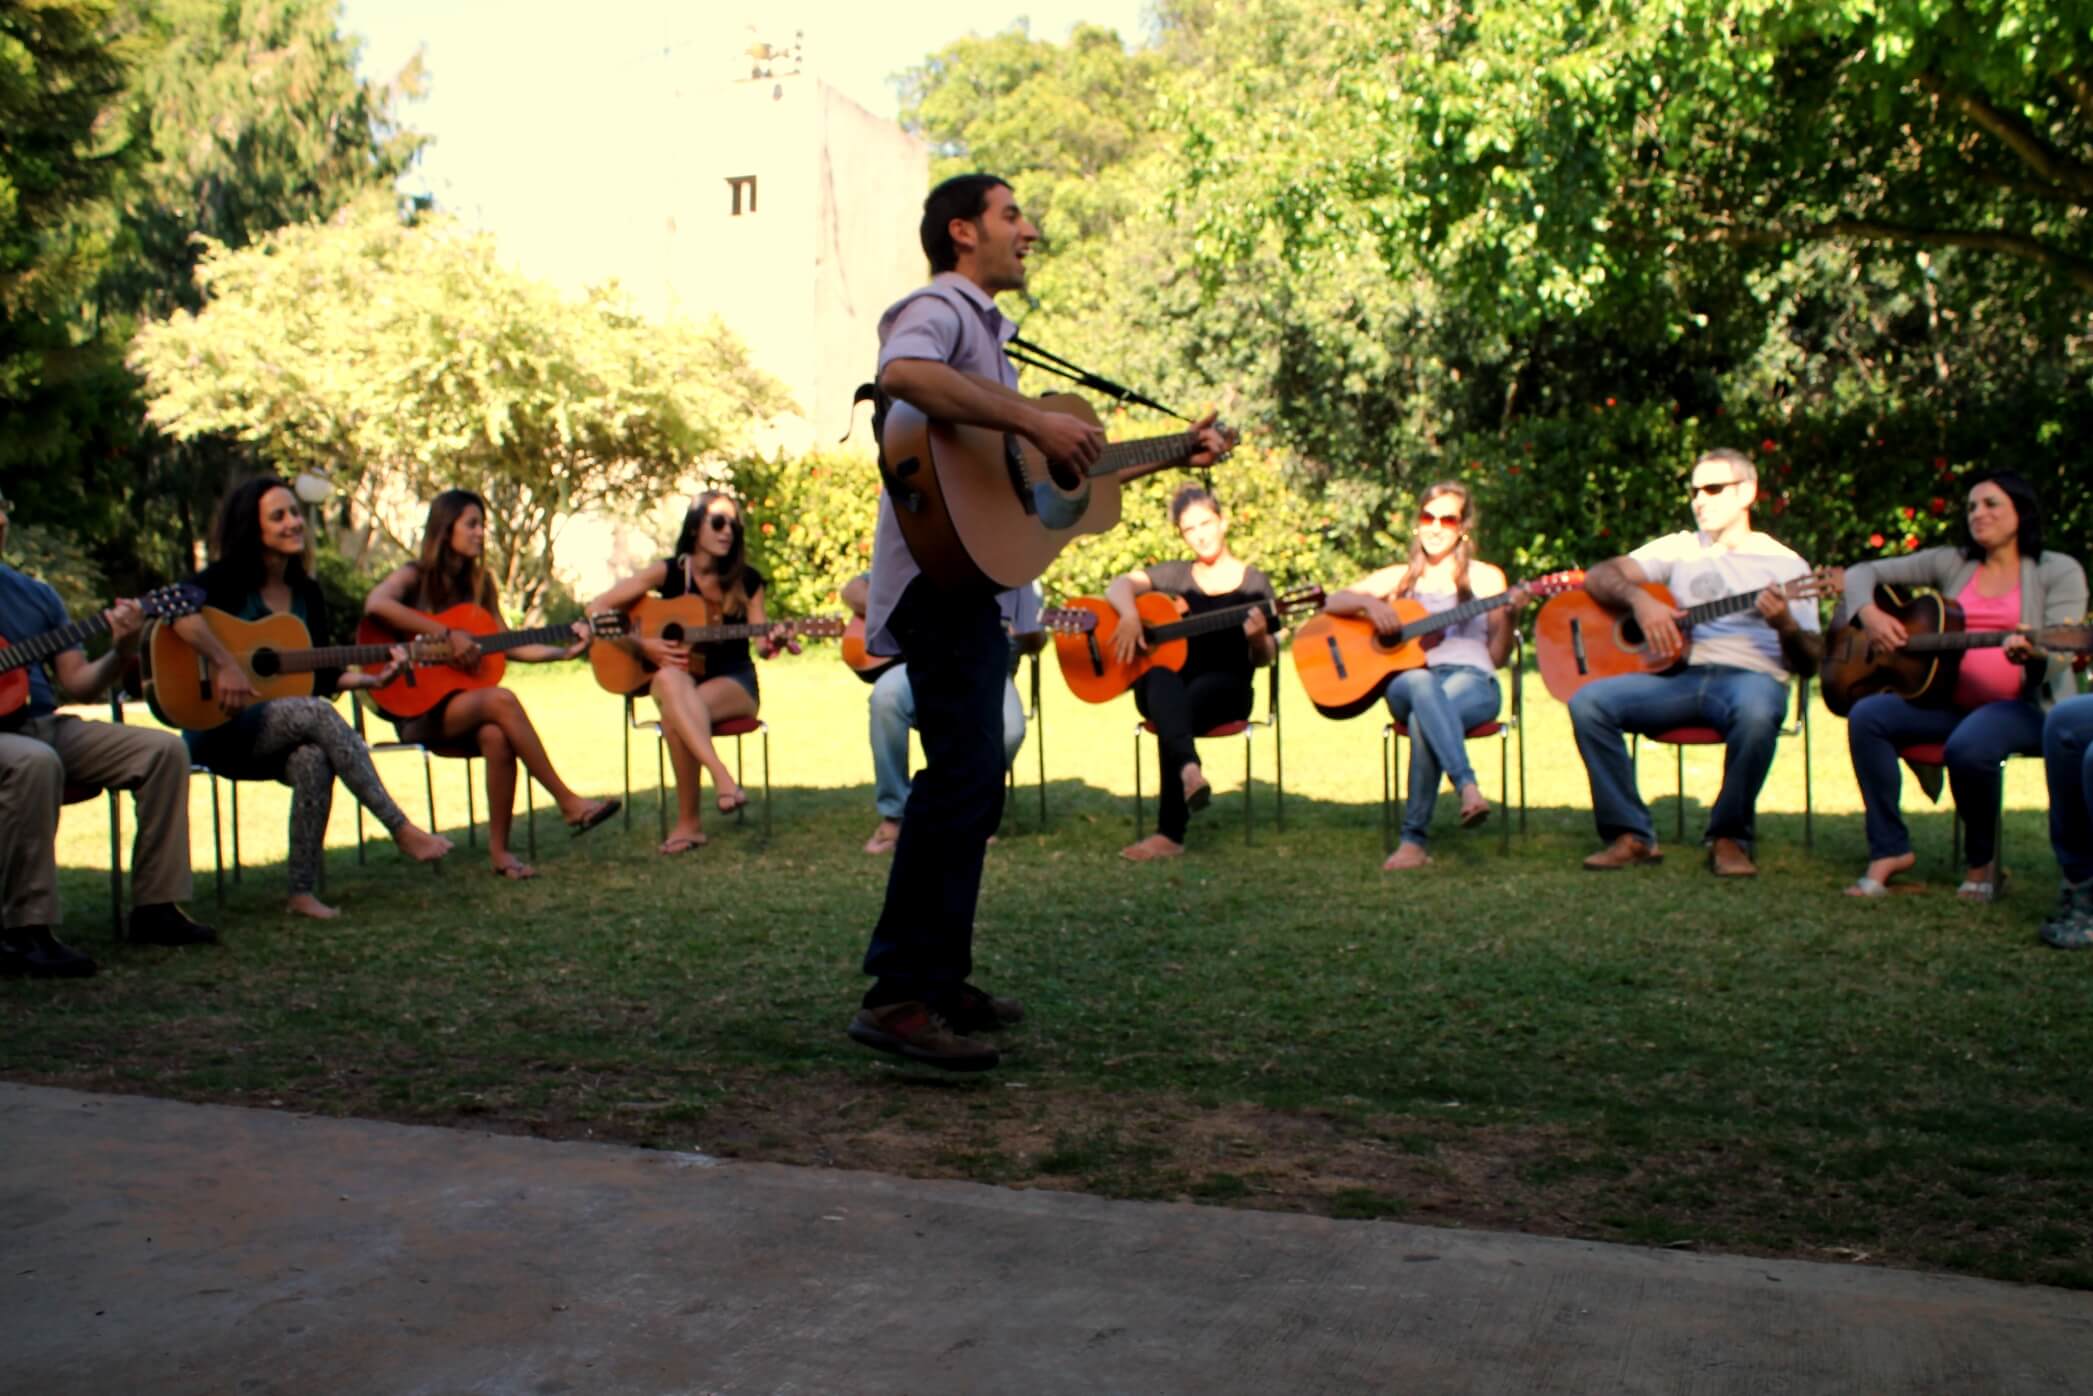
[
  {"xmin": 1324, "ymin": 635, "xmax": 1348, "ymax": 680},
  {"xmin": 1085, "ymin": 633, "xmax": 1104, "ymax": 678},
  {"xmin": 1570, "ymin": 618, "xmax": 1589, "ymax": 676}
]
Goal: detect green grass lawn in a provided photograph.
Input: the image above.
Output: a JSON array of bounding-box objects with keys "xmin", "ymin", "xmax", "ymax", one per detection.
[{"xmin": 9, "ymin": 653, "xmax": 2090, "ymax": 1288}]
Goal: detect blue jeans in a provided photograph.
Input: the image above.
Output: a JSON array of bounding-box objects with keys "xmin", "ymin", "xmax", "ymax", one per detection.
[
  {"xmin": 2045, "ymin": 695, "xmax": 2093, "ymax": 884},
  {"xmin": 1846, "ymin": 692, "xmax": 2042, "ymax": 867},
  {"xmin": 1382, "ymin": 665, "xmax": 1501, "ymax": 847},
  {"xmin": 869, "ymin": 663, "xmax": 1026, "ymax": 820},
  {"xmin": 1569, "ymin": 665, "xmax": 1789, "ymax": 847}
]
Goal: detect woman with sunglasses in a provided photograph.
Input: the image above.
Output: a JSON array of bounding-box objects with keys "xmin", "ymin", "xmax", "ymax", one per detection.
[
  {"xmin": 363, "ymin": 489, "xmax": 619, "ymax": 880},
  {"xmin": 1322, "ymin": 480, "xmax": 1526, "ymax": 870},
  {"xmin": 172, "ymin": 477, "xmax": 454, "ymax": 918},
  {"xmin": 1838, "ymin": 471, "xmax": 2085, "ymax": 899},
  {"xmin": 1109, "ymin": 485, "xmax": 1279, "ymax": 862},
  {"xmin": 589, "ymin": 490, "xmax": 790, "ymax": 854}
]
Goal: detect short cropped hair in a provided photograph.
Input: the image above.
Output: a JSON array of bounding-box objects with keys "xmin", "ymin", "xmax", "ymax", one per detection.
[
  {"xmin": 921, "ymin": 174, "xmax": 1011, "ymax": 274},
  {"xmin": 1694, "ymin": 447, "xmax": 1757, "ymax": 488}
]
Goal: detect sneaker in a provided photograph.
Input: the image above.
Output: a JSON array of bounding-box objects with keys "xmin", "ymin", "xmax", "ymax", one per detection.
[
  {"xmin": 2039, "ymin": 880, "xmax": 2093, "ymax": 950},
  {"xmin": 0, "ymin": 927, "xmax": 97, "ymax": 979},
  {"xmin": 949, "ymin": 984, "xmax": 1025, "ymax": 1034},
  {"xmin": 1582, "ymin": 835, "xmax": 1662, "ymax": 871},
  {"xmin": 847, "ymin": 1002, "xmax": 999, "ymax": 1071},
  {"xmin": 128, "ymin": 904, "xmax": 218, "ymax": 947}
]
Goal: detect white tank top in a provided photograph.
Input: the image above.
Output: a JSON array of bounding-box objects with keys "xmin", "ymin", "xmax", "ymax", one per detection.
[{"xmin": 1413, "ymin": 590, "xmax": 1494, "ymax": 672}]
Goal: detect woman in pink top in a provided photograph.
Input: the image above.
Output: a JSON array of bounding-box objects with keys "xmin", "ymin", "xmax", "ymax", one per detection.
[{"xmin": 1839, "ymin": 472, "xmax": 2087, "ymax": 899}]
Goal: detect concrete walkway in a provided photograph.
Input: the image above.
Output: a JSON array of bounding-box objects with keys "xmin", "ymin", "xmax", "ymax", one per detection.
[{"xmin": 2, "ymin": 1083, "xmax": 2088, "ymax": 1395}]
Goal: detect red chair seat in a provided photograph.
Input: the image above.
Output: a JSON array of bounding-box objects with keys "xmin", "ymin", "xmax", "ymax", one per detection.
[
  {"xmin": 1899, "ymin": 742, "xmax": 1948, "ymax": 765},
  {"xmin": 1651, "ymin": 726, "xmax": 1723, "ymax": 745},
  {"xmin": 1138, "ymin": 720, "xmax": 1249, "ymax": 738},
  {"xmin": 715, "ymin": 716, "xmax": 764, "ymax": 738},
  {"xmin": 1389, "ymin": 720, "xmax": 1503, "ymax": 740}
]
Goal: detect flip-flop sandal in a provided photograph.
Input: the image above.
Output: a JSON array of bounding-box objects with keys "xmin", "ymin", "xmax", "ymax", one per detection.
[
  {"xmin": 658, "ymin": 832, "xmax": 708, "ymax": 855},
  {"xmin": 1459, "ymin": 803, "xmax": 1491, "ymax": 829},
  {"xmin": 491, "ymin": 861, "xmax": 538, "ymax": 881},
  {"xmin": 1956, "ymin": 876, "xmax": 2005, "ymax": 902},
  {"xmin": 716, "ymin": 789, "xmax": 750, "ymax": 814},
  {"xmin": 567, "ymin": 799, "xmax": 620, "ymax": 837},
  {"xmin": 1183, "ymin": 778, "xmax": 1212, "ymax": 814},
  {"xmin": 1844, "ymin": 877, "xmax": 1888, "ymax": 897}
]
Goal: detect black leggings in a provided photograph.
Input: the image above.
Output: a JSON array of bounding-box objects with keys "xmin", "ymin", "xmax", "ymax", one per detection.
[{"xmin": 1134, "ymin": 668, "xmax": 1252, "ymax": 842}]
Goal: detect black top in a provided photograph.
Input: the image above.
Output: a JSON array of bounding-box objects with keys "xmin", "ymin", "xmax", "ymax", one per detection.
[
  {"xmin": 186, "ymin": 559, "xmax": 342, "ymax": 696},
  {"xmin": 1143, "ymin": 561, "xmax": 1275, "ymax": 682},
  {"xmin": 657, "ymin": 556, "xmax": 765, "ymax": 676}
]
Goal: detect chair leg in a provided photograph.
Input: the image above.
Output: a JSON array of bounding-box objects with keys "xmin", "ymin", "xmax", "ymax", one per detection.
[
  {"xmin": 1802, "ymin": 704, "xmax": 1815, "ymax": 852},
  {"xmin": 421, "ymin": 752, "xmax": 440, "ymax": 877},
  {"xmin": 1674, "ymin": 744, "xmax": 1686, "ymax": 843},
  {"xmin": 525, "ymin": 775, "xmax": 537, "ymax": 861},
  {"xmin": 464, "ymin": 756, "xmax": 478, "ymax": 850},
  {"xmin": 1274, "ymin": 721, "xmax": 1284, "ymax": 835},
  {"xmin": 1035, "ymin": 699, "xmax": 1047, "ymax": 829},
  {"xmin": 230, "ymin": 778, "xmax": 243, "ymax": 882},
  {"xmin": 106, "ymin": 789, "xmax": 123, "ymax": 939},
  {"xmin": 1381, "ymin": 727, "xmax": 1395, "ymax": 857},
  {"xmin": 656, "ymin": 730, "xmax": 668, "ymax": 844},
  {"xmin": 1132, "ymin": 728, "xmax": 1144, "ymax": 841},
  {"xmin": 1517, "ymin": 715, "xmax": 1529, "ymax": 837},
  {"xmin": 734, "ymin": 733, "xmax": 746, "ymax": 827},
  {"xmin": 1242, "ymin": 730, "xmax": 1253, "ymax": 847},
  {"xmin": 1499, "ymin": 727, "xmax": 1510, "ymax": 856},
  {"xmin": 760, "ymin": 727, "xmax": 772, "ymax": 844},
  {"xmin": 208, "ymin": 773, "xmax": 226, "ymax": 905},
  {"xmin": 355, "ymin": 777, "xmax": 367, "ymax": 866},
  {"xmin": 622, "ymin": 700, "xmax": 635, "ymax": 830}
]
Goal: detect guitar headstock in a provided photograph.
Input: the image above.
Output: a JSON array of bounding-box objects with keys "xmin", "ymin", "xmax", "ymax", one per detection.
[
  {"xmin": 794, "ymin": 616, "xmax": 849, "ymax": 639},
  {"xmin": 587, "ymin": 612, "xmax": 630, "ymax": 640},
  {"xmin": 1787, "ymin": 565, "xmax": 1845, "ymax": 602},
  {"xmin": 1039, "ymin": 607, "xmax": 1100, "ymax": 634},
  {"xmin": 138, "ymin": 583, "xmax": 207, "ymax": 621},
  {"xmin": 1274, "ymin": 584, "xmax": 1326, "ymax": 615},
  {"xmin": 1521, "ymin": 570, "xmax": 1586, "ymax": 600}
]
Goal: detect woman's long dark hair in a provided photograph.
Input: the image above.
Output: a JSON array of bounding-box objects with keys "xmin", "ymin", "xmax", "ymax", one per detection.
[
  {"xmin": 416, "ymin": 489, "xmax": 497, "ymax": 612},
  {"xmin": 1393, "ymin": 479, "xmax": 1476, "ymax": 601},
  {"xmin": 1959, "ymin": 470, "xmax": 2045, "ymax": 562},
  {"xmin": 672, "ymin": 489, "xmax": 753, "ymax": 612},
  {"xmin": 213, "ymin": 476, "xmax": 312, "ymax": 589}
]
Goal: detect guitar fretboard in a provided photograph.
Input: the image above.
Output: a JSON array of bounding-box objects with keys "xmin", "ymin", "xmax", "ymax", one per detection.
[
  {"xmin": 1087, "ymin": 432, "xmax": 1202, "ymax": 480},
  {"xmin": 1902, "ymin": 629, "xmax": 2023, "ymax": 653},
  {"xmin": 1397, "ymin": 590, "xmax": 1517, "ymax": 643},
  {"xmin": 0, "ymin": 614, "xmax": 114, "ymax": 673},
  {"xmin": 1143, "ymin": 599, "xmax": 1273, "ymax": 645}
]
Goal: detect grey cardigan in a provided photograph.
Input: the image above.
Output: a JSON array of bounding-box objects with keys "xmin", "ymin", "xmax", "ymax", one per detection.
[{"xmin": 1835, "ymin": 545, "xmax": 2088, "ymax": 710}]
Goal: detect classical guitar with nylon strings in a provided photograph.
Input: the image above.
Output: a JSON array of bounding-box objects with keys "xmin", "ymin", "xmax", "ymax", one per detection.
[
  {"xmin": 1292, "ymin": 572, "xmax": 1585, "ymax": 719},
  {"xmin": 880, "ymin": 392, "xmax": 1236, "ymax": 591},
  {"xmin": 1, "ymin": 584, "xmax": 205, "ymax": 717},
  {"xmin": 1820, "ymin": 584, "xmax": 2093, "ymax": 716},
  {"xmin": 356, "ymin": 603, "xmax": 628, "ymax": 720},
  {"xmin": 1533, "ymin": 567, "xmax": 1843, "ymax": 705},
  {"xmin": 589, "ymin": 595, "xmax": 846, "ymax": 696},
  {"xmin": 842, "ymin": 607, "xmax": 1100, "ymax": 685},
  {"xmin": 146, "ymin": 607, "xmax": 456, "ymax": 732},
  {"xmin": 1054, "ymin": 586, "xmax": 1324, "ymax": 705}
]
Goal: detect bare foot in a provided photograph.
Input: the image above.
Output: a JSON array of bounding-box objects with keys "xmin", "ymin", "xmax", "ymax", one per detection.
[
  {"xmin": 491, "ymin": 856, "xmax": 538, "ymax": 881},
  {"xmin": 394, "ymin": 824, "xmax": 452, "ymax": 864},
  {"xmin": 659, "ymin": 827, "xmax": 708, "ymax": 855},
  {"xmin": 863, "ymin": 818, "xmax": 901, "ymax": 855},
  {"xmin": 1120, "ymin": 833, "xmax": 1184, "ymax": 862},
  {"xmin": 1382, "ymin": 842, "xmax": 1432, "ymax": 871},
  {"xmin": 286, "ymin": 892, "xmax": 341, "ymax": 920},
  {"xmin": 1457, "ymin": 783, "xmax": 1490, "ymax": 828},
  {"xmin": 1181, "ymin": 762, "xmax": 1211, "ymax": 813},
  {"xmin": 1858, "ymin": 852, "xmax": 1917, "ymax": 892}
]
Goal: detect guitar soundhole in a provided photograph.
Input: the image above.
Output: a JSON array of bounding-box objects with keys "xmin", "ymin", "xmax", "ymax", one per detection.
[
  {"xmin": 661, "ymin": 624, "xmax": 685, "ymax": 644},
  {"xmin": 1045, "ymin": 458, "xmax": 1081, "ymax": 493},
  {"xmin": 251, "ymin": 648, "xmax": 281, "ymax": 679},
  {"xmin": 1617, "ymin": 616, "xmax": 1646, "ymax": 650}
]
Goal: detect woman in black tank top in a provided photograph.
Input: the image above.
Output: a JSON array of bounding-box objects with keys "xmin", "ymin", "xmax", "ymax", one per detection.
[{"xmin": 589, "ymin": 490, "xmax": 789, "ymax": 854}]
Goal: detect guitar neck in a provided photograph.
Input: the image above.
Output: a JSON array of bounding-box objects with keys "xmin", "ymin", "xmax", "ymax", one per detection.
[
  {"xmin": 475, "ymin": 624, "xmax": 582, "ymax": 655},
  {"xmin": 271, "ymin": 642, "xmax": 427, "ymax": 674},
  {"xmin": 0, "ymin": 613, "xmax": 112, "ymax": 673},
  {"xmin": 1088, "ymin": 431, "xmax": 1201, "ymax": 480},
  {"xmin": 1145, "ymin": 599, "xmax": 1268, "ymax": 645},
  {"xmin": 1681, "ymin": 588, "xmax": 1790, "ymax": 629},
  {"xmin": 1903, "ymin": 629, "xmax": 2023, "ymax": 653},
  {"xmin": 1401, "ymin": 590, "xmax": 1514, "ymax": 642}
]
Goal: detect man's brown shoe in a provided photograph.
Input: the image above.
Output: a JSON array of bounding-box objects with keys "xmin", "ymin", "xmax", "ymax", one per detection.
[
  {"xmin": 1583, "ymin": 834, "xmax": 1662, "ymax": 871},
  {"xmin": 847, "ymin": 1002, "xmax": 1000, "ymax": 1071},
  {"xmin": 1710, "ymin": 837, "xmax": 1759, "ymax": 878}
]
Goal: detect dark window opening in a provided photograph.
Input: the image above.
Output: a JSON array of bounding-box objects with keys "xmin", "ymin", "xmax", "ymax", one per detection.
[{"xmin": 727, "ymin": 176, "xmax": 758, "ymax": 216}]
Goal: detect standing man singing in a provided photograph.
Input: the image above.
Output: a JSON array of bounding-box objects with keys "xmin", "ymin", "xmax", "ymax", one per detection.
[
  {"xmin": 1567, "ymin": 448, "xmax": 1823, "ymax": 878},
  {"xmin": 848, "ymin": 174, "xmax": 1229, "ymax": 1069}
]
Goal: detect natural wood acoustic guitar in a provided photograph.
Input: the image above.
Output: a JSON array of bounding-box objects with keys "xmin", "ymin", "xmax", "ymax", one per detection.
[
  {"xmin": 879, "ymin": 392, "xmax": 1234, "ymax": 590},
  {"xmin": 1, "ymin": 584, "xmax": 204, "ymax": 717},
  {"xmin": 1533, "ymin": 568, "xmax": 1843, "ymax": 705},
  {"xmin": 1054, "ymin": 586, "xmax": 1324, "ymax": 705},
  {"xmin": 1291, "ymin": 571, "xmax": 1585, "ymax": 719},
  {"xmin": 146, "ymin": 607, "xmax": 454, "ymax": 731},
  {"xmin": 356, "ymin": 603, "xmax": 629, "ymax": 720},
  {"xmin": 842, "ymin": 607, "xmax": 1101, "ymax": 684},
  {"xmin": 1820, "ymin": 584, "xmax": 2093, "ymax": 716},
  {"xmin": 589, "ymin": 595, "xmax": 845, "ymax": 696}
]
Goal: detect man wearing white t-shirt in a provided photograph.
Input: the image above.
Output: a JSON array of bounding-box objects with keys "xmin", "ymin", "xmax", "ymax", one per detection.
[{"xmin": 1569, "ymin": 448, "xmax": 1824, "ymax": 877}]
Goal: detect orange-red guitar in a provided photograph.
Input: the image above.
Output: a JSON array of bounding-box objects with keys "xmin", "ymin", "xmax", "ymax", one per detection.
[
  {"xmin": 1054, "ymin": 586, "xmax": 1324, "ymax": 705},
  {"xmin": 1533, "ymin": 568, "xmax": 1842, "ymax": 705},
  {"xmin": 843, "ymin": 606, "xmax": 1101, "ymax": 684},
  {"xmin": 356, "ymin": 603, "xmax": 627, "ymax": 721},
  {"xmin": 1293, "ymin": 571, "xmax": 1585, "ymax": 718},
  {"xmin": 589, "ymin": 595, "xmax": 845, "ymax": 696}
]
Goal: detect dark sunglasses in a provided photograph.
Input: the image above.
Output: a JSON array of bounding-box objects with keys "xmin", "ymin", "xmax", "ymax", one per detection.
[
  {"xmin": 1691, "ymin": 481, "xmax": 1737, "ymax": 498},
  {"xmin": 1418, "ymin": 509, "xmax": 1463, "ymax": 528},
  {"xmin": 705, "ymin": 512, "xmax": 740, "ymax": 532}
]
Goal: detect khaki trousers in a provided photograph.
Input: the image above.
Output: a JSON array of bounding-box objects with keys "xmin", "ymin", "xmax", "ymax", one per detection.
[{"xmin": 0, "ymin": 714, "xmax": 194, "ymax": 929}]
